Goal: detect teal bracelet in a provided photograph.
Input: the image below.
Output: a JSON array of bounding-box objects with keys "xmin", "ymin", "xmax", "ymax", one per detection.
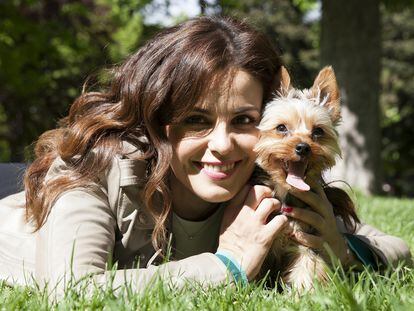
[{"xmin": 215, "ymin": 250, "xmax": 248, "ymax": 285}]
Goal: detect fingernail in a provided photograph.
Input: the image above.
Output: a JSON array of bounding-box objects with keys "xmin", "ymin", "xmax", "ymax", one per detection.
[{"xmin": 281, "ymin": 206, "xmax": 293, "ymax": 213}]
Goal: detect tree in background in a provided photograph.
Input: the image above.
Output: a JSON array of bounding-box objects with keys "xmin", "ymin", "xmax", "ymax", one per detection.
[
  {"xmin": 320, "ymin": 1, "xmax": 414, "ymax": 196},
  {"xmin": 217, "ymin": 0, "xmax": 319, "ymax": 87},
  {"xmin": 381, "ymin": 7, "xmax": 414, "ymax": 196},
  {"xmin": 216, "ymin": 0, "xmax": 414, "ymax": 195},
  {"xmin": 320, "ymin": 0, "xmax": 382, "ymax": 194},
  {"xmin": 212, "ymin": 0, "xmax": 383, "ymax": 194},
  {"xmin": 0, "ymin": 0, "xmax": 151, "ymax": 161}
]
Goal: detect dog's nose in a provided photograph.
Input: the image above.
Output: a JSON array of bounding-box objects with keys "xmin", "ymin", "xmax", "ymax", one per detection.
[{"xmin": 295, "ymin": 143, "xmax": 311, "ymax": 157}]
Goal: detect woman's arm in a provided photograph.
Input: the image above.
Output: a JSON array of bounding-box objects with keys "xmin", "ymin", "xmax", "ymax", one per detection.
[
  {"xmin": 345, "ymin": 221, "xmax": 412, "ymax": 268},
  {"xmin": 35, "ymin": 189, "xmax": 230, "ymax": 294},
  {"xmin": 35, "ymin": 184, "xmax": 289, "ymax": 294}
]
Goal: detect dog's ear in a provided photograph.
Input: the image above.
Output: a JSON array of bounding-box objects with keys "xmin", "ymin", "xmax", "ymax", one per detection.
[
  {"xmin": 275, "ymin": 66, "xmax": 292, "ymax": 95},
  {"xmin": 311, "ymin": 66, "xmax": 341, "ymax": 124}
]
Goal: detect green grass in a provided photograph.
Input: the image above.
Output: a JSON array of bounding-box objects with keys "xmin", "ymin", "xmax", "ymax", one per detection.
[{"xmin": 1, "ymin": 195, "xmax": 413, "ymax": 310}]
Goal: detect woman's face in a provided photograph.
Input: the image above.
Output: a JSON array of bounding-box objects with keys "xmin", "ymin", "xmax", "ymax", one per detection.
[{"xmin": 166, "ymin": 70, "xmax": 263, "ymax": 208}]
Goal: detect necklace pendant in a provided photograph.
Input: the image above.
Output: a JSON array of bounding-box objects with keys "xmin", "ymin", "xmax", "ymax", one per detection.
[{"xmin": 189, "ymin": 235, "xmax": 194, "ymax": 240}]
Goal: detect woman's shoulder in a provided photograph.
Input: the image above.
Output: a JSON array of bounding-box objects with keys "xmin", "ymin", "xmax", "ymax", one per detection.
[
  {"xmin": 101, "ymin": 140, "xmax": 149, "ymax": 212},
  {"xmin": 46, "ymin": 140, "xmax": 148, "ymax": 184},
  {"xmin": 110, "ymin": 140, "xmax": 149, "ymax": 189},
  {"xmin": 43, "ymin": 140, "xmax": 148, "ymax": 207}
]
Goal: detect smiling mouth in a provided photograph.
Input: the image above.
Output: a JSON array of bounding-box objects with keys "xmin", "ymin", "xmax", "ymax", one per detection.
[
  {"xmin": 194, "ymin": 161, "xmax": 242, "ymax": 180},
  {"xmin": 283, "ymin": 160, "xmax": 310, "ymax": 191}
]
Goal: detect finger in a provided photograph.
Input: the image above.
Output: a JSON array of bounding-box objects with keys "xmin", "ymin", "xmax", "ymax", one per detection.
[
  {"xmin": 255, "ymin": 198, "xmax": 281, "ymax": 222},
  {"xmin": 265, "ymin": 214, "xmax": 288, "ymax": 238},
  {"xmin": 283, "ymin": 207, "xmax": 325, "ymax": 233},
  {"xmin": 310, "ymin": 182, "xmax": 330, "ymax": 203},
  {"xmin": 289, "ymin": 188, "xmax": 332, "ymax": 218},
  {"xmin": 291, "ymin": 231, "xmax": 324, "ymax": 250},
  {"xmin": 244, "ymin": 185, "xmax": 273, "ymax": 211}
]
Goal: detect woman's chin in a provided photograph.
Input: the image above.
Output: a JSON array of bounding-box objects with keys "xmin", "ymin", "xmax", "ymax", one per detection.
[{"xmin": 195, "ymin": 186, "xmax": 236, "ymax": 203}]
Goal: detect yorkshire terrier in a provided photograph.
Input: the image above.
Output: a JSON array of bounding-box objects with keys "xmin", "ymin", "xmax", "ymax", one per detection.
[{"xmin": 254, "ymin": 66, "xmax": 359, "ymax": 291}]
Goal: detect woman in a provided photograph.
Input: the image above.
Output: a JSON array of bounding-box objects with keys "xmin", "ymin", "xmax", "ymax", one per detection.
[{"xmin": 0, "ymin": 16, "xmax": 411, "ymax": 292}]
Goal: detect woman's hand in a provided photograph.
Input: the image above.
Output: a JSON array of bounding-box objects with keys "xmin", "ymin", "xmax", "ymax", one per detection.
[
  {"xmin": 285, "ymin": 183, "xmax": 361, "ymax": 268},
  {"xmin": 218, "ymin": 185, "xmax": 288, "ymax": 280}
]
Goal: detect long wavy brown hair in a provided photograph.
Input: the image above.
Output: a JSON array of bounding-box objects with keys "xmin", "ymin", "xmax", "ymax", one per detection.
[{"xmin": 24, "ymin": 16, "xmax": 283, "ymax": 252}]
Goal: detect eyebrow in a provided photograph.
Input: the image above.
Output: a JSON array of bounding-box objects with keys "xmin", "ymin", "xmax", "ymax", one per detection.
[{"xmin": 192, "ymin": 106, "xmax": 260, "ymax": 114}]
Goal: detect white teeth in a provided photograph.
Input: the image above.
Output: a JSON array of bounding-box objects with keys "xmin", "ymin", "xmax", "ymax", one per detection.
[{"xmin": 202, "ymin": 163, "xmax": 235, "ymax": 173}]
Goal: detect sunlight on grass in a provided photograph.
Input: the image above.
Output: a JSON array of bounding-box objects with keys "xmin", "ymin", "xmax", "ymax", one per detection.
[{"xmin": 1, "ymin": 195, "xmax": 413, "ymax": 310}]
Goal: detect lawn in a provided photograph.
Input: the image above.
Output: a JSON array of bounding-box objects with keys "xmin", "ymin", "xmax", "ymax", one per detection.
[{"xmin": 1, "ymin": 194, "xmax": 413, "ymax": 310}]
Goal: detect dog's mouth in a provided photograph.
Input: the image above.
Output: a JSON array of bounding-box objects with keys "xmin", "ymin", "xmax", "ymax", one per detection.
[{"xmin": 283, "ymin": 160, "xmax": 310, "ymax": 191}]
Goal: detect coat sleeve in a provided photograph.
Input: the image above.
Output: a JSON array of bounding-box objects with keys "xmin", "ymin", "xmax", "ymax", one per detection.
[
  {"xmin": 342, "ymin": 220, "xmax": 412, "ymax": 268},
  {"xmin": 35, "ymin": 189, "xmax": 230, "ymax": 294}
]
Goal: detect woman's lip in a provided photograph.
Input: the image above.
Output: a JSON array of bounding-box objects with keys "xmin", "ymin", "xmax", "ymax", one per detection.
[
  {"xmin": 194, "ymin": 160, "xmax": 241, "ymax": 167},
  {"xmin": 199, "ymin": 160, "xmax": 239, "ymax": 165}
]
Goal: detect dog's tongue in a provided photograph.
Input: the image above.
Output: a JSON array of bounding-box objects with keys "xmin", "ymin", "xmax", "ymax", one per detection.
[{"xmin": 286, "ymin": 161, "xmax": 310, "ymax": 191}]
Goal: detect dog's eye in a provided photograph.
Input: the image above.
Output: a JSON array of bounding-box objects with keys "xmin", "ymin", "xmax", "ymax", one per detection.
[
  {"xmin": 276, "ymin": 124, "xmax": 288, "ymax": 133},
  {"xmin": 312, "ymin": 127, "xmax": 324, "ymax": 138}
]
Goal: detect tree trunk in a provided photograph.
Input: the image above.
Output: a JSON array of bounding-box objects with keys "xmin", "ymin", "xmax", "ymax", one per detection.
[
  {"xmin": 321, "ymin": 0, "xmax": 381, "ymax": 194},
  {"xmin": 199, "ymin": 0, "xmax": 206, "ymax": 14}
]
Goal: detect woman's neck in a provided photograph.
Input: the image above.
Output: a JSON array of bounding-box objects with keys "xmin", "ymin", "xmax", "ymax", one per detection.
[{"xmin": 169, "ymin": 175, "xmax": 220, "ymax": 221}]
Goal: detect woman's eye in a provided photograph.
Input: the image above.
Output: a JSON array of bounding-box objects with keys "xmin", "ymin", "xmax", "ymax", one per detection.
[
  {"xmin": 183, "ymin": 115, "xmax": 209, "ymax": 125},
  {"xmin": 233, "ymin": 115, "xmax": 256, "ymax": 125},
  {"xmin": 312, "ymin": 127, "xmax": 324, "ymax": 138},
  {"xmin": 276, "ymin": 124, "xmax": 288, "ymax": 133}
]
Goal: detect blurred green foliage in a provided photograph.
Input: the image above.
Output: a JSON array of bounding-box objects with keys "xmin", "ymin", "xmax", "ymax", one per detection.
[
  {"xmin": 0, "ymin": 0, "xmax": 152, "ymax": 161},
  {"xmin": 0, "ymin": 0, "xmax": 413, "ymax": 196},
  {"xmin": 218, "ymin": 0, "xmax": 319, "ymax": 87},
  {"xmin": 381, "ymin": 8, "xmax": 414, "ymax": 196}
]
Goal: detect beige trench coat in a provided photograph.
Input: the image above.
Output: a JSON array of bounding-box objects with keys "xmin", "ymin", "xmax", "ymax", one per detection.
[{"xmin": 0, "ymin": 142, "xmax": 412, "ymax": 292}]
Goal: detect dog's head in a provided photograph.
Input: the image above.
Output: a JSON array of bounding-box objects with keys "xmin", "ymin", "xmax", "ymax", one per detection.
[{"xmin": 255, "ymin": 66, "xmax": 342, "ymax": 192}]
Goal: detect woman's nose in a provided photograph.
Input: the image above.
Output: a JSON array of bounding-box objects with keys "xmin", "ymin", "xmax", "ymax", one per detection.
[{"xmin": 207, "ymin": 123, "xmax": 234, "ymax": 155}]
